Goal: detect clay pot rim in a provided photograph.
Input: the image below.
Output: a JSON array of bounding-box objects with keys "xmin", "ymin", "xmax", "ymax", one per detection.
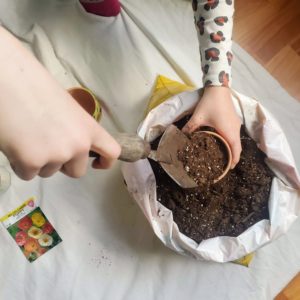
[
  {"xmin": 193, "ymin": 130, "xmax": 233, "ymax": 183},
  {"xmin": 67, "ymin": 87, "xmax": 96, "ymax": 110},
  {"xmin": 67, "ymin": 87, "xmax": 101, "ymax": 121}
]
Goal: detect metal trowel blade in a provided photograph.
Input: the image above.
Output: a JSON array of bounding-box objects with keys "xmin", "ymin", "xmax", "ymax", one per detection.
[{"xmin": 154, "ymin": 124, "xmax": 198, "ymax": 189}]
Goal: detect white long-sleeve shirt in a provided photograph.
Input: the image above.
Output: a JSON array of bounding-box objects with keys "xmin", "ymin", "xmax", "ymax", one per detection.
[{"xmin": 193, "ymin": 0, "xmax": 234, "ymax": 87}]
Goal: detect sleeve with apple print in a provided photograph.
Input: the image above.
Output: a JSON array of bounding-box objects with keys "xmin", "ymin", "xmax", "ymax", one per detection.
[{"xmin": 192, "ymin": 0, "xmax": 234, "ymax": 87}]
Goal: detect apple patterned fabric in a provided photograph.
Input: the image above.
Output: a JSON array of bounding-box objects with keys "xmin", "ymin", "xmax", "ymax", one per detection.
[{"xmin": 193, "ymin": 0, "xmax": 234, "ymax": 87}]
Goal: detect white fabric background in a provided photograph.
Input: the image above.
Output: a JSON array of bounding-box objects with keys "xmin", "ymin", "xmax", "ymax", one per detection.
[{"xmin": 0, "ymin": 0, "xmax": 300, "ymax": 299}]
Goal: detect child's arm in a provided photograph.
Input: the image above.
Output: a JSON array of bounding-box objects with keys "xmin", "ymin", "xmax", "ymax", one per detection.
[
  {"xmin": 0, "ymin": 26, "xmax": 120, "ymax": 180},
  {"xmin": 193, "ymin": 0, "xmax": 233, "ymax": 87},
  {"xmin": 183, "ymin": 0, "xmax": 241, "ymax": 168}
]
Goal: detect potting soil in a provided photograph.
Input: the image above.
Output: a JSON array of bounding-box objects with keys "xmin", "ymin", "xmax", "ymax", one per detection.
[{"xmin": 150, "ymin": 117, "xmax": 274, "ymax": 242}]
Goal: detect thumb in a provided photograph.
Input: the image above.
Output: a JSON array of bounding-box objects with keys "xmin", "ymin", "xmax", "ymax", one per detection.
[
  {"xmin": 182, "ymin": 113, "xmax": 208, "ymax": 134},
  {"xmin": 90, "ymin": 124, "xmax": 121, "ymax": 169},
  {"xmin": 229, "ymin": 138, "xmax": 242, "ymax": 169}
]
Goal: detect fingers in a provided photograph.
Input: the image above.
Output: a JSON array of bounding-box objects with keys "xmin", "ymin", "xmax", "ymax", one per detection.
[
  {"xmin": 8, "ymin": 148, "xmax": 44, "ymax": 180},
  {"xmin": 8, "ymin": 123, "xmax": 121, "ymax": 180},
  {"xmin": 39, "ymin": 162, "xmax": 63, "ymax": 178},
  {"xmin": 11, "ymin": 152, "xmax": 89, "ymax": 180},
  {"xmin": 182, "ymin": 112, "xmax": 208, "ymax": 134},
  {"xmin": 229, "ymin": 137, "xmax": 242, "ymax": 169},
  {"xmin": 60, "ymin": 152, "xmax": 89, "ymax": 178},
  {"xmin": 182, "ymin": 113, "xmax": 242, "ymax": 169},
  {"xmin": 90, "ymin": 124, "xmax": 121, "ymax": 170},
  {"xmin": 182, "ymin": 87, "xmax": 242, "ymax": 170},
  {"xmin": 218, "ymin": 127, "xmax": 242, "ymax": 169},
  {"xmin": 10, "ymin": 163, "xmax": 39, "ymax": 181}
]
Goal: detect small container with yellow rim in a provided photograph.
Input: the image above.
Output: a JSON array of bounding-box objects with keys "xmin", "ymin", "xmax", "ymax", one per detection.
[{"xmin": 68, "ymin": 87, "xmax": 102, "ymax": 121}]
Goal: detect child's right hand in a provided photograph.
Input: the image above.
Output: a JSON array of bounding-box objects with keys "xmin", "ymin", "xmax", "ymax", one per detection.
[
  {"xmin": 0, "ymin": 27, "xmax": 121, "ymax": 180},
  {"xmin": 182, "ymin": 86, "xmax": 242, "ymax": 169}
]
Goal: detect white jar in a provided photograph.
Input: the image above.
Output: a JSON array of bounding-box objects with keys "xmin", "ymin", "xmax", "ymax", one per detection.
[{"xmin": 0, "ymin": 166, "xmax": 11, "ymax": 194}]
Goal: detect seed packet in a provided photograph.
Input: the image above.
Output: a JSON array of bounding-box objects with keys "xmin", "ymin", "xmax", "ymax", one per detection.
[{"xmin": 0, "ymin": 197, "xmax": 62, "ymax": 262}]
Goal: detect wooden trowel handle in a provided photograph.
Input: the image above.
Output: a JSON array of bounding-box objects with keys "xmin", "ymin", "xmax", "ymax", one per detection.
[{"xmin": 89, "ymin": 133, "xmax": 151, "ymax": 162}]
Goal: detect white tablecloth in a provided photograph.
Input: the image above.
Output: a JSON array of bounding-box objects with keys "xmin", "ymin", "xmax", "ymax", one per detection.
[{"xmin": 0, "ymin": 1, "xmax": 300, "ymax": 299}]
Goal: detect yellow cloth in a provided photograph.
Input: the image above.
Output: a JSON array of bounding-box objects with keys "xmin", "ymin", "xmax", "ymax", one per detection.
[
  {"xmin": 145, "ymin": 75, "xmax": 254, "ymax": 267},
  {"xmin": 145, "ymin": 75, "xmax": 195, "ymax": 114},
  {"xmin": 234, "ymin": 253, "xmax": 254, "ymax": 267}
]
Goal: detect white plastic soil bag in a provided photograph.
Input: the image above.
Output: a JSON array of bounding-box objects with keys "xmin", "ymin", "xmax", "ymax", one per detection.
[{"xmin": 122, "ymin": 89, "xmax": 300, "ymax": 262}]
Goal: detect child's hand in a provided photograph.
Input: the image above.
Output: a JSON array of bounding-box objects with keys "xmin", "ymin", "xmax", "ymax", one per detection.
[
  {"xmin": 182, "ymin": 86, "xmax": 242, "ymax": 169},
  {"xmin": 0, "ymin": 27, "xmax": 121, "ymax": 180}
]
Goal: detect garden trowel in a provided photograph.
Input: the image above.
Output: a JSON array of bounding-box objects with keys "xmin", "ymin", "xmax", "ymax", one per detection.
[{"xmin": 90, "ymin": 124, "xmax": 198, "ymax": 189}]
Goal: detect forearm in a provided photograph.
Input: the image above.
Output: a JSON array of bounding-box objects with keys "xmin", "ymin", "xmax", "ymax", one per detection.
[
  {"xmin": 0, "ymin": 26, "xmax": 24, "ymax": 63},
  {"xmin": 0, "ymin": 26, "xmax": 64, "ymax": 111},
  {"xmin": 193, "ymin": 0, "xmax": 234, "ymax": 87},
  {"xmin": 0, "ymin": 26, "xmax": 32, "ymax": 89}
]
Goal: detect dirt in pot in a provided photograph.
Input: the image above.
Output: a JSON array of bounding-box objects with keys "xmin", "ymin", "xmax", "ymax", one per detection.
[
  {"xmin": 178, "ymin": 132, "xmax": 228, "ymax": 185},
  {"xmin": 150, "ymin": 116, "xmax": 274, "ymax": 243}
]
